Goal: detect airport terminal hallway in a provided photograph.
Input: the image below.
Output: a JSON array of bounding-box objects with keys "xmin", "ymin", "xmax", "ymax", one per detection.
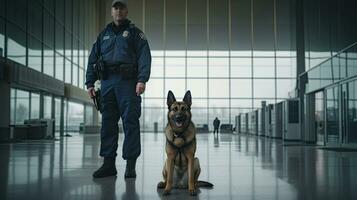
[{"xmin": 1, "ymin": 132, "xmax": 357, "ymax": 200}]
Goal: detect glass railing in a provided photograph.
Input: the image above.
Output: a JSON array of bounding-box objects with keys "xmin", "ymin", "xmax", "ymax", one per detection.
[{"xmin": 306, "ymin": 42, "xmax": 357, "ymax": 93}]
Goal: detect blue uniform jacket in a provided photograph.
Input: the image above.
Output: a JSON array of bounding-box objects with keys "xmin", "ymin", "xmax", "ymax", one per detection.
[{"xmin": 85, "ymin": 20, "xmax": 151, "ymax": 89}]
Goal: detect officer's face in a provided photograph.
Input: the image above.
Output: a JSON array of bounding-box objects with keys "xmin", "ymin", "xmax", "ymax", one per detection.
[{"xmin": 111, "ymin": 4, "xmax": 128, "ymax": 22}]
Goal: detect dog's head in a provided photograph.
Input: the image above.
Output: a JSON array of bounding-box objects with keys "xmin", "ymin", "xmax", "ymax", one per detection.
[{"xmin": 167, "ymin": 90, "xmax": 192, "ymax": 132}]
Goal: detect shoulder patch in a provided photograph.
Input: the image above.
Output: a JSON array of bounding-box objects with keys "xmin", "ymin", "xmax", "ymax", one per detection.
[
  {"xmin": 103, "ymin": 35, "xmax": 110, "ymax": 41},
  {"xmin": 139, "ymin": 32, "xmax": 147, "ymax": 40}
]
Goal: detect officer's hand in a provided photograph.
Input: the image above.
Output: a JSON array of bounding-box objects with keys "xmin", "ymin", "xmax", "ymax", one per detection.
[
  {"xmin": 136, "ymin": 82, "xmax": 146, "ymax": 96},
  {"xmin": 87, "ymin": 87, "xmax": 96, "ymax": 98}
]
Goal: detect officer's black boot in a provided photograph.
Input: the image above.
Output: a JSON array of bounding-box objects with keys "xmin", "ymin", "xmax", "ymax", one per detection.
[
  {"xmin": 124, "ymin": 159, "xmax": 137, "ymax": 178},
  {"xmin": 93, "ymin": 157, "xmax": 117, "ymax": 178}
]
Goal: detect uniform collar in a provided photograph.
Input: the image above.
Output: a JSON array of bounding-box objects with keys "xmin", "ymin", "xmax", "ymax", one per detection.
[{"xmin": 108, "ymin": 19, "xmax": 131, "ymax": 34}]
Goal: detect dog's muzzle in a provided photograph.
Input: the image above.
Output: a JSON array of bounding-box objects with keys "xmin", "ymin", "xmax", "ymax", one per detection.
[{"xmin": 174, "ymin": 114, "xmax": 187, "ymax": 128}]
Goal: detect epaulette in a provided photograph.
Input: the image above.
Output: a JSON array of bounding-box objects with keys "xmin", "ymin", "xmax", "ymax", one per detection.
[{"xmin": 129, "ymin": 23, "xmax": 136, "ymax": 29}]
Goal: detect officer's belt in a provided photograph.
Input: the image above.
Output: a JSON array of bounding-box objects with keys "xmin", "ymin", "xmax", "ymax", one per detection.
[{"xmin": 105, "ymin": 63, "xmax": 137, "ymax": 74}]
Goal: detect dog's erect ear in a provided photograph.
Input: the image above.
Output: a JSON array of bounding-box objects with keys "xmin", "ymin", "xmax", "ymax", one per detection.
[
  {"xmin": 183, "ymin": 90, "xmax": 192, "ymax": 107},
  {"xmin": 167, "ymin": 90, "xmax": 176, "ymax": 108}
]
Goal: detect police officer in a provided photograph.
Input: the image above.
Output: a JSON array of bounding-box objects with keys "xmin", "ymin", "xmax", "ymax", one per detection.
[{"xmin": 86, "ymin": 0, "xmax": 151, "ymax": 179}]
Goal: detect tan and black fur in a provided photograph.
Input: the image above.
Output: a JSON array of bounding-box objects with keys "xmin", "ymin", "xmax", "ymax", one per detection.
[{"xmin": 157, "ymin": 90, "xmax": 213, "ymax": 196}]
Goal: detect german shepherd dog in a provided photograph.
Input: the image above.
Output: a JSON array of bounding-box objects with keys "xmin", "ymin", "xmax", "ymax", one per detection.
[{"xmin": 157, "ymin": 90, "xmax": 213, "ymax": 196}]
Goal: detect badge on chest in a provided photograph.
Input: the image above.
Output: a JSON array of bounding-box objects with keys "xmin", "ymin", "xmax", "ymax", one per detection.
[{"xmin": 122, "ymin": 30, "xmax": 129, "ymax": 38}]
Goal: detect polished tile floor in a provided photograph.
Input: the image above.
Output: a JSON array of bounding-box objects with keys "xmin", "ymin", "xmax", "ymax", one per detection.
[{"xmin": 1, "ymin": 132, "xmax": 357, "ymax": 200}]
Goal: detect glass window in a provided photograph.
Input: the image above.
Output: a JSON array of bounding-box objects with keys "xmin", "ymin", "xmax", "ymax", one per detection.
[
  {"xmin": 209, "ymin": 108, "xmax": 230, "ymax": 129},
  {"xmin": 65, "ymin": 0, "xmax": 72, "ymax": 31},
  {"xmin": 7, "ymin": 24, "xmax": 26, "ymax": 65},
  {"xmin": 30, "ymin": 93, "xmax": 40, "ymax": 119},
  {"xmin": 231, "ymin": 58, "xmax": 252, "ymax": 78},
  {"xmin": 7, "ymin": 0, "xmax": 26, "ymax": 28},
  {"xmin": 253, "ymin": 79, "xmax": 275, "ymax": 98},
  {"xmin": 166, "ymin": 0, "xmax": 185, "ymax": 50},
  {"xmin": 209, "ymin": 79, "xmax": 229, "ymax": 98},
  {"xmin": 55, "ymin": 53, "xmax": 64, "ymax": 81},
  {"xmin": 209, "ymin": 58, "xmax": 229, "ymax": 77},
  {"xmin": 253, "ymin": 99, "xmax": 275, "ymax": 108},
  {"xmin": 44, "ymin": 11, "xmax": 54, "ymax": 48},
  {"xmin": 72, "ymin": 64, "xmax": 78, "ymax": 87},
  {"xmin": 79, "ymin": 49, "xmax": 85, "ymax": 69},
  {"xmin": 277, "ymin": 58, "xmax": 294, "ymax": 78},
  {"xmin": 187, "ymin": 57, "xmax": 207, "ymax": 78},
  {"xmin": 165, "ymin": 23, "xmax": 186, "ymax": 50},
  {"xmin": 253, "ymin": 58, "xmax": 275, "ymax": 78},
  {"xmin": 44, "ymin": 46, "xmax": 54, "ymax": 76},
  {"xmin": 145, "ymin": 0, "xmax": 164, "ymax": 50},
  {"xmin": 144, "ymin": 99, "xmax": 164, "ymax": 108},
  {"xmin": 150, "ymin": 57, "xmax": 164, "ymax": 78},
  {"xmin": 326, "ymin": 87, "xmax": 339, "ymax": 143},
  {"xmin": 187, "ymin": 0, "xmax": 206, "ymax": 50},
  {"xmin": 253, "ymin": 0, "xmax": 274, "ymax": 53},
  {"xmin": 28, "ymin": 1, "xmax": 42, "ymax": 40},
  {"xmin": 347, "ymin": 50, "xmax": 357, "ymax": 78},
  {"xmin": 0, "ymin": 18, "xmax": 4, "ymax": 57},
  {"xmin": 65, "ymin": 32, "xmax": 72, "ymax": 63},
  {"xmin": 231, "ymin": 0, "xmax": 252, "ymax": 51},
  {"xmin": 85, "ymin": 105, "xmax": 93, "ymax": 125},
  {"xmin": 277, "ymin": 79, "xmax": 294, "ymax": 98},
  {"xmin": 73, "ymin": 42, "xmax": 79, "ymax": 65},
  {"xmin": 209, "ymin": 99, "xmax": 229, "ymax": 108},
  {"xmin": 79, "ymin": 68, "xmax": 84, "ymax": 89},
  {"xmin": 191, "ymin": 99, "xmax": 208, "ymax": 109},
  {"xmin": 67, "ymin": 101, "xmax": 84, "ymax": 132},
  {"xmin": 231, "ymin": 79, "xmax": 252, "ymax": 98},
  {"xmin": 209, "ymin": 0, "xmax": 229, "ymax": 50},
  {"xmin": 145, "ymin": 79, "xmax": 164, "ymax": 98},
  {"xmin": 44, "ymin": 0, "xmax": 54, "ymax": 13},
  {"xmin": 56, "ymin": 0, "xmax": 64, "ymax": 25},
  {"xmin": 0, "ymin": 0, "xmax": 4, "ymax": 18},
  {"xmin": 15, "ymin": 90, "xmax": 30, "ymax": 124},
  {"xmin": 143, "ymin": 108, "xmax": 165, "ymax": 131},
  {"xmin": 165, "ymin": 79, "xmax": 186, "ymax": 99},
  {"xmin": 28, "ymin": 36, "xmax": 42, "ymax": 71},
  {"xmin": 347, "ymin": 80, "xmax": 357, "ymax": 143},
  {"xmin": 10, "ymin": 89, "xmax": 16, "ymax": 124},
  {"xmin": 191, "ymin": 108, "xmax": 208, "ymax": 126},
  {"xmin": 187, "ymin": 79, "xmax": 208, "ymax": 98},
  {"xmin": 44, "ymin": 95, "xmax": 52, "ymax": 119},
  {"xmin": 231, "ymin": 99, "xmax": 253, "ymax": 109},
  {"xmin": 65, "ymin": 59, "xmax": 71, "ymax": 83},
  {"xmin": 54, "ymin": 98, "xmax": 61, "ymax": 132},
  {"xmin": 72, "ymin": 0, "xmax": 79, "ymax": 37},
  {"xmin": 165, "ymin": 57, "xmax": 185, "ymax": 78},
  {"xmin": 55, "ymin": 22, "xmax": 64, "ymax": 55}
]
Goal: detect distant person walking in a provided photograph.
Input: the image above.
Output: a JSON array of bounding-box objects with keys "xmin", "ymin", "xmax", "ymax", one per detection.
[{"xmin": 213, "ymin": 117, "xmax": 220, "ymax": 134}]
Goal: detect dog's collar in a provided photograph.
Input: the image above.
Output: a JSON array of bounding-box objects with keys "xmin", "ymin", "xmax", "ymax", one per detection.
[
  {"xmin": 166, "ymin": 133, "xmax": 195, "ymax": 150},
  {"xmin": 173, "ymin": 132, "xmax": 185, "ymax": 139}
]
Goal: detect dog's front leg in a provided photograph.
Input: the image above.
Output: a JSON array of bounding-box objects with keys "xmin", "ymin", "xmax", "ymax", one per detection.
[
  {"xmin": 187, "ymin": 154, "xmax": 197, "ymax": 196},
  {"xmin": 163, "ymin": 155, "xmax": 175, "ymax": 195}
]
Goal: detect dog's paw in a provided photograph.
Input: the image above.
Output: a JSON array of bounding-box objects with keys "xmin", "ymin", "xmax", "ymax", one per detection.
[
  {"xmin": 157, "ymin": 181, "xmax": 166, "ymax": 189},
  {"xmin": 189, "ymin": 189, "xmax": 197, "ymax": 196},
  {"xmin": 163, "ymin": 189, "xmax": 171, "ymax": 195}
]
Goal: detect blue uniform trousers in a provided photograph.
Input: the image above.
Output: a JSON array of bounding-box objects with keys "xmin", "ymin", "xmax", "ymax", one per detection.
[{"xmin": 99, "ymin": 74, "xmax": 141, "ymax": 160}]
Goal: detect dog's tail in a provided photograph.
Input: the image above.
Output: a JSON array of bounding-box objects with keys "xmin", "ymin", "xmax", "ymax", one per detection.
[{"xmin": 197, "ymin": 180, "xmax": 214, "ymax": 188}]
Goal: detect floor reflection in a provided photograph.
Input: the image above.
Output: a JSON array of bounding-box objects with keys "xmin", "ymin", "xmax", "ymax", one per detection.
[{"xmin": 0, "ymin": 132, "xmax": 357, "ymax": 199}]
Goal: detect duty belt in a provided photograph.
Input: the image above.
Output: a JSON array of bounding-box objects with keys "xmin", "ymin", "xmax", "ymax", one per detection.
[{"xmin": 106, "ymin": 65, "xmax": 125, "ymax": 73}]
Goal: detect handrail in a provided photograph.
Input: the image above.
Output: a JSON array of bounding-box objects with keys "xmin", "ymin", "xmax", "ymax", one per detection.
[
  {"xmin": 306, "ymin": 41, "xmax": 357, "ymax": 73},
  {"xmin": 305, "ymin": 41, "xmax": 357, "ymax": 93}
]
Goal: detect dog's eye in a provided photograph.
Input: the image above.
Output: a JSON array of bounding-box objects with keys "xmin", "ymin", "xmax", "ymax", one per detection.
[
  {"xmin": 181, "ymin": 107, "xmax": 186, "ymax": 111},
  {"xmin": 173, "ymin": 107, "xmax": 178, "ymax": 111}
]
